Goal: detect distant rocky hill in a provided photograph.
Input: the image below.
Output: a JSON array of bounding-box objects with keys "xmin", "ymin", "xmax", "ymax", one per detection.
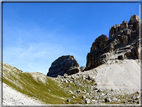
[{"xmin": 85, "ymin": 14, "xmax": 141, "ymax": 70}]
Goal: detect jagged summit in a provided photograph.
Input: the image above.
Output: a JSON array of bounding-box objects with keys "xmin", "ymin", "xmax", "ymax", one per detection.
[{"xmin": 85, "ymin": 14, "xmax": 141, "ymax": 70}]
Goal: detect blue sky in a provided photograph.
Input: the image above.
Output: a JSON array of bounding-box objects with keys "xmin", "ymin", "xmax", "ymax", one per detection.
[{"xmin": 3, "ymin": 3, "xmax": 139, "ymax": 75}]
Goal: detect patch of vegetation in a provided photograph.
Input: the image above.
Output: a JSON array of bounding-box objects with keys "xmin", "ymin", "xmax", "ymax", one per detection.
[{"xmin": 2, "ymin": 64, "xmax": 74, "ymax": 104}]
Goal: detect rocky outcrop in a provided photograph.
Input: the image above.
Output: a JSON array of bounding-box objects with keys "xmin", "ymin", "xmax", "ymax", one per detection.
[
  {"xmin": 80, "ymin": 66, "xmax": 85, "ymax": 72},
  {"xmin": 85, "ymin": 14, "xmax": 141, "ymax": 70},
  {"xmin": 47, "ymin": 55, "xmax": 80, "ymax": 77}
]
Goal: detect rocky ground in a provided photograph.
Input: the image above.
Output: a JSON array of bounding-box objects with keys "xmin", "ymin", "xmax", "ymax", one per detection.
[
  {"xmin": 56, "ymin": 74, "xmax": 141, "ymax": 105},
  {"xmin": 55, "ymin": 59, "xmax": 141, "ymax": 105}
]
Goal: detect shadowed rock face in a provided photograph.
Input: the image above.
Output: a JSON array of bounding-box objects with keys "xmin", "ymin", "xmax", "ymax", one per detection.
[
  {"xmin": 47, "ymin": 55, "xmax": 80, "ymax": 77},
  {"xmin": 85, "ymin": 14, "xmax": 141, "ymax": 70}
]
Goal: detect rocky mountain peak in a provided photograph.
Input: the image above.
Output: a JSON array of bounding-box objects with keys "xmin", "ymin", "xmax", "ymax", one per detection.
[{"xmin": 85, "ymin": 14, "xmax": 141, "ymax": 70}]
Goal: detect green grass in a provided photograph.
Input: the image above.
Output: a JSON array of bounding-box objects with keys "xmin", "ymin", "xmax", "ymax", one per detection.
[{"xmin": 2, "ymin": 64, "xmax": 74, "ymax": 104}]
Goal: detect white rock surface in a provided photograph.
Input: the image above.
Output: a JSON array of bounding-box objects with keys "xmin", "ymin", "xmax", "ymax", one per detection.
[
  {"xmin": 95, "ymin": 59, "xmax": 140, "ymax": 91},
  {"xmin": 78, "ymin": 59, "xmax": 141, "ymax": 93},
  {"xmin": 2, "ymin": 82, "xmax": 45, "ymax": 105}
]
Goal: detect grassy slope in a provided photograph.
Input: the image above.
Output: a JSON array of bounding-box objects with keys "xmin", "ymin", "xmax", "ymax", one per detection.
[{"xmin": 2, "ymin": 63, "xmax": 73, "ymax": 104}]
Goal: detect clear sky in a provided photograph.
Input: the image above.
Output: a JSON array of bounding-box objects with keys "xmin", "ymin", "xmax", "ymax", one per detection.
[{"xmin": 3, "ymin": 2, "xmax": 139, "ymax": 75}]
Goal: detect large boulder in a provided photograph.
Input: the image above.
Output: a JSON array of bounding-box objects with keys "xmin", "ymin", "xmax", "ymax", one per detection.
[
  {"xmin": 85, "ymin": 14, "xmax": 141, "ymax": 70},
  {"xmin": 47, "ymin": 55, "xmax": 80, "ymax": 77}
]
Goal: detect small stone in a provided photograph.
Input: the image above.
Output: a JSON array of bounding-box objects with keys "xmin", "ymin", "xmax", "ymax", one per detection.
[
  {"xmin": 76, "ymin": 90, "xmax": 81, "ymax": 93},
  {"xmin": 67, "ymin": 98, "xmax": 70, "ymax": 102},
  {"xmin": 136, "ymin": 94, "xmax": 141, "ymax": 99},
  {"xmin": 76, "ymin": 73, "xmax": 80, "ymax": 76},
  {"xmin": 57, "ymin": 75, "xmax": 61, "ymax": 78},
  {"xmin": 67, "ymin": 80, "xmax": 70, "ymax": 83},
  {"xmin": 95, "ymin": 96, "xmax": 99, "ymax": 100},
  {"xmin": 64, "ymin": 73, "xmax": 68, "ymax": 78},
  {"xmin": 64, "ymin": 79, "xmax": 68, "ymax": 83},
  {"xmin": 60, "ymin": 78, "xmax": 63, "ymax": 82},
  {"xmin": 135, "ymin": 91, "xmax": 139, "ymax": 94},
  {"xmin": 72, "ymin": 96, "xmax": 75, "ymax": 98},
  {"xmin": 75, "ymin": 83, "xmax": 80, "ymax": 87},
  {"xmin": 88, "ymin": 75, "xmax": 95, "ymax": 81},
  {"xmin": 69, "ymin": 90, "xmax": 73, "ymax": 94},
  {"xmin": 82, "ymin": 95, "xmax": 86, "ymax": 99},
  {"xmin": 92, "ymin": 100, "xmax": 97, "ymax": 103},
  {"xmin": 128, "ymin": 99, "xmax": 132, "ymax": 102},
  {"xmin": 90, "ymin": 86, "xmax": 94, "ymax": 91},
  {"xmin": 86, "ymin": 93, "xmax": 89, "ymax": 96},
  {"xmin": 101, "ymin": 93, "xmax": 105, "ymax": 96},
  {"xmin": 71, "ymin": 75, "xmax": 74, "ymax": 79},
  {"xmin": 136, "ymin": 100, "xmax": 139, "ymax": 104},
  {"xmin": 83, "ymin": 89, "xmax": 86, "ymax": 93},
  {"xmin": 123, "ymin": 101, "xmax": 126, "ymax": 104},
  {"xmin": 80, "ymin": 66, "xmax": 85, "ymax": 72},
  {"xmin": 112, "ymin": 97, "xmax": 117, "ymax": 102},
  {"xmin": 94, "ymin": 83, "xmax": 97, "ymax": 85},
  {"xmin": 105, "ymin": 97, "xmax": 111, "ymax": 102},
  {"xmin": 97, "ymin": 89, "xmax": 101, "ymax": 92},
  {"xmin": 85, "ymin": 98, "xmax": 90, "ymax": 104},
  {"xmin": 98, "ymin": 100, "xmax": 105, "ymax": 103},
  {"xmin": 62, "ymin": 101, "xmax": 65, "ymax": 103}
]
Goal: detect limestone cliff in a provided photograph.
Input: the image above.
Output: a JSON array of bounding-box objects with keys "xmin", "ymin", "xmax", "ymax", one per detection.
[{"xmin": 85, "ymin": 14, "xmax": 141, "ymax": 70}]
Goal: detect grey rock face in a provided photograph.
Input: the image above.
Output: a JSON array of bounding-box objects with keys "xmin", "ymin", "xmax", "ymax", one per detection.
[
  {"xmin": 47, "ymin": 55, "xmax": 80, "ymax": 77},
  {"xmin": 85, "ymin": 14, "xmax": 141, "ymax": 70}
]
